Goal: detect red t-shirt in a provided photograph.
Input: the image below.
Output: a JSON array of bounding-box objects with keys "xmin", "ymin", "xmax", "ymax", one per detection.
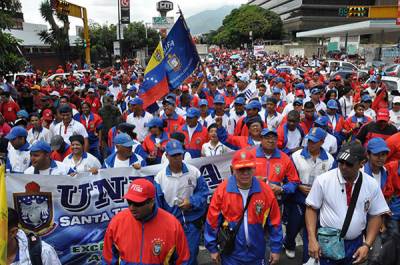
[{"xmin": 1, "ymin": 101, "xmax": 20, "ymax": 123}]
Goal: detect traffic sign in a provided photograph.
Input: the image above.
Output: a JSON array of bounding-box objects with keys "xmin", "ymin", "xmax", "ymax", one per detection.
[
  {"xmin": 338, "ymin": 7, "xmax": 348, "ymax": 17},
  {"xmin": 152, "ymin": 16, "xmax": 174, "ymax": 29}
]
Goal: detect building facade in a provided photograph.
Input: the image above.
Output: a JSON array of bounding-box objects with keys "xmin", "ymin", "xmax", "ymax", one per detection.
[{"xmin": 248, "ymin": 0, "xmax": 396, "ymax": 39}]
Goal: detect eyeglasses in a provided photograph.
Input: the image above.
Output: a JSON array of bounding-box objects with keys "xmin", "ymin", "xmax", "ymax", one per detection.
[
  {"xmin": 338, "ymin": 159, "xmax": 354, "ymax": 168},
  {"xmin": 128, "ymin": 199, "xmax": 151, "ymax": 207}
]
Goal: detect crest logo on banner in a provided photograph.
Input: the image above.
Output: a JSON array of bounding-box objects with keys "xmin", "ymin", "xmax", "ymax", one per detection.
[
  {"xmin": 200, "ymin": 164, "xmax": 223, "ymax": 190},
  {"xmin": 167, "ymin": 54, "xmax": 182, "ymax": 72},
  {"xmin": 13, "ymin": 181, "xmax": 56, "ymax": 235}
]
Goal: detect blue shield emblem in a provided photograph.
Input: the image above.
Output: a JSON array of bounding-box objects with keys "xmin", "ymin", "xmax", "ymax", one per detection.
[{"xmin": 13, "ymin": 181, "xmax": 56, "ymax": 235}]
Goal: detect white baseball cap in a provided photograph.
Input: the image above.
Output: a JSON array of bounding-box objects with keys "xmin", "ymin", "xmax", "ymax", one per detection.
[{"xmin": 393, "ymin": 96, "xmax": 400, "ymax": 104}]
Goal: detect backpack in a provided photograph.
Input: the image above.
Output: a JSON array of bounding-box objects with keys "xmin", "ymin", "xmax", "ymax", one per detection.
[
  {"xmin": 27, "ymin": 232, "xmax": 43, "ymax": 265},
  {"xmin": 368, "ymin": 233, "xmax": 400, "ymax": 265}
]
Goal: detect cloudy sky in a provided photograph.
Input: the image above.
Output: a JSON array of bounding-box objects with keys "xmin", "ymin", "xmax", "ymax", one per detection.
[{"xmin": 21, "ymin": 0, "xmax": 247, "ymax": 34}]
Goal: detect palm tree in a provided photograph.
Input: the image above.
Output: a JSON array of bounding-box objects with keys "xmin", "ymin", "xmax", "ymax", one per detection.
[{"xmin": 38, "ymin": 0, "xmax": 70, "ymax": 61}]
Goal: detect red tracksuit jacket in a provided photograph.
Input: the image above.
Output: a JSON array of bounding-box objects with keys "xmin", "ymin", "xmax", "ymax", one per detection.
[{"xmin": 102, "ymin": 208, "xmax": 190, "ymax": 265}]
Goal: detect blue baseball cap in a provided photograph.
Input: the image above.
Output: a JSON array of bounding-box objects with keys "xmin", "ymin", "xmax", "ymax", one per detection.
[
  {"xmin": 327, "ymin": 99, "xmax": 338, "ymax": 109},
  {"xmin": 163, "ymin": 97, "xmax": 175, "ymax": 106},
  {"xmin": 17, "ymin": 110, "xmax": 29, "ymax": 119},
  {"xmin": 272, "ymin": 87, "xmax": 281, "ymax": 94},
  {"xmin": 307, "ymin": 127, "xmax": 327, "ymax": 143},
  {"xmin": 5, "ymin": 126, "xmax": 27, "ymax": 140},
  {"xmin": 311, "ymin": 87, "xmax": 321, "ymax": 95},
  {"xmin": 361, "ymin": 95, "xmax": 372, "ymax": 102},
  {"xmin": 234, "ymin": 97, "xmax": 245, "ymax": 105},
  {"xmin": 370, "ymin": 76, "xmax": 378, "ymax": 83},
  {"xmin": 146, "ymin": 117, "xmax": 164, "ymax": 128},
  {"xmin": 275, "ymin": 77, "xmax": 285, "ymax": 83},
  {"xmin": 314, "ymin": 116, "xmax": 329, "ymax": 127},
  {"xmin": 114, "ymin": 133, "xmax": 134, "ymax": 147},
  {"xmin": 293, "ymin": 98, "xmax": 303, "ymax": 105},
  {"xmin": 186, "ymin": 107, "xmax": 200, "ymax": 118},
  {"xmin": 214, "ymin": 94, "xmax": 225, "ymax": 104},
  {"xmin": 295, "ymin": 83, "xmax": 305, "ymax": 90},
  {"xmin": 261, "ymin": 128, "xmax": 277, "ymax": 137},
  {"xmin": 261, "ymin": 95, "xmax": 268, "ymax": 105},
  {"xmin": 129, "ymin": 97, "xmax": 143, "ymax": 105},
  {"xmin": 367, "ymin": 138, "xmax": 390, "ymax": 154},
  {"xmin": 245, "ymin": 100, "xmax": 262, "ymax": 111},
  {"xmin": 165, "ymin": 140, "xmax": 184, "ymax": 156},
  {"xmin": 30, "ymin": 140, "xmax": 51, "ymax": 153},
  {"xmin": 199, "ymin": 99, "xmax": 208, "ymax": 106}
]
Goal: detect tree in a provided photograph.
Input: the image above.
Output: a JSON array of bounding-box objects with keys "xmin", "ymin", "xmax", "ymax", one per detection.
[
  {"xmin": 122, "ymin": 22, "xmax": 159, "ymax": 58},
  {"xmin": 38, "ymin": 0, "xmax": 70, "ymax": 61},
  {"xmin": 0, "ymin": 0, "xmax": 25, "ymax": 75},
  {"xmin": 84, "ymin": 23, "xmax": 116, "ymax": 66},
  {"xmin": 211, "ymin": 5, "xmax": 282, "ymax": 48}
]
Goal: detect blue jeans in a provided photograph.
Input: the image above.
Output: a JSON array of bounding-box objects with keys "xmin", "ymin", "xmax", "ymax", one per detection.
[{"xmin": 183, "ymin": 222, "xmax": 201, "ymax": 265}]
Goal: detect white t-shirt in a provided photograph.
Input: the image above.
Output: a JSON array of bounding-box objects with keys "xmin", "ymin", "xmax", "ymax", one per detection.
[
  {"xmin": 187, "ymin": 125, "xmax": 196, "ymax": 142},
  {"xmin": 114, "ymin": 157, "xmax": 130, "ymax": 168},
  {"xmin": 63, "ymin": 152, "xmax": 102, "ymax": 173},
  {"xmin": 286, "ymin": 129, "xmax": 302, "ymax": 149},
  {"xmin": 390, "ymin": 109, "xmax": 400, "ymax": 129},
  {"xmin": 306, "ymin": 169, "xmax": 390, "ymax": 240},
  {"xmin": 201, "ymin": 141, "xmax": 232, "ymax": 157},
  {"xmin": 238, "ymin": 188, "xmax": 250, "ymax": 245}
]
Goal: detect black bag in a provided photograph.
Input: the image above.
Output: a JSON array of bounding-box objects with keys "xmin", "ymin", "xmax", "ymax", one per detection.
[
  {"xmin": 27, "ymin": 232, "xmax": 43, "ymax": 265},
  {"xmin": 217, "ymin": 193, "xmax": 253, "ymax": 256}
]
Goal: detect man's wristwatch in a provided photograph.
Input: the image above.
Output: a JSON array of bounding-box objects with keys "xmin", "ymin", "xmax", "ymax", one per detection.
[{"xmin": 362, "ymin": 242, "xmax": 371, "ymax": 250}]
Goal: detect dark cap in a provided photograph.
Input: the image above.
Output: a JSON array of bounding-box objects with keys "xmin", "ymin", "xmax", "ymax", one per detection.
[{"xmin": 337, "ymin": 142, "xmax": 366, "ymax": 165}]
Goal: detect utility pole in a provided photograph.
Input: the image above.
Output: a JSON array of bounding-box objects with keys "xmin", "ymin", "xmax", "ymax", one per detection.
[{"xmin": 117, "ymin": 0, "xmax": 122, "ymax": 58}]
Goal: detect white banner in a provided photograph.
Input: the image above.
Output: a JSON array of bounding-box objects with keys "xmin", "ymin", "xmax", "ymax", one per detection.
[{"xmin": 6, "ymin": 153, "xmax": 233, "ymax": 264}]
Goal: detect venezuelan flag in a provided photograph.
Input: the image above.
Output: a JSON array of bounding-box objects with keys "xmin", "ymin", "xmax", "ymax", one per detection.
[
  {"xmin": 139, "ymin": 42, "xmax": 169, "ymax": 110},
  {"xmin": 0, "ymin": 165, "xmax": 7, "ymax": 265}
]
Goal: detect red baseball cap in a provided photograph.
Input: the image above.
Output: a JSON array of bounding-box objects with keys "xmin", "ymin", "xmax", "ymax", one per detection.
[
  {"xmin": 295, "ymin": 90, "xmax": 305, "ymax": 97},
  {"xmin": 42, "ymin": 109, "xmax": 53, "ymax": 121},
  {"xmin": 181, "ymin": 84, "xmax": 189, "ymax": 92},
  {"xmin": 226, "ymin": 80, "xmax": 234, "ymax": 87},
  {"xmin": 123, "ymin": 178, "xmax": 155, "ymax": 203},
  {"xmin": 232, "ymin": 149, "xmax": 256, "ymax": 170},
  {"xmin": 376, "ymin": 109, "xmax": 390, "ymax": 122}
]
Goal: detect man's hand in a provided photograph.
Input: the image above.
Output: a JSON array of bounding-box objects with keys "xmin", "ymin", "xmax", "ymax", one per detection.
[
  {"xmin": 269, "ymin": 253, "xmax": 280, "ymax": 265},
  {"xmin": 133, "ymin": 163, "xmax": 141, "ymax": 170},
  {"xmin": 89, "ymin": 168, "xmax": 99, "ymax": 175},
  {"xmin": 298, "ymin": 184, "xmax": 311, "ymax": 195},
  {"xmin": 210, "ymin": 252, "xmax": 220, "ymax": 264},
  {"xmin": 178, "ymin": 198, "xmax": 191, "ymax": 210},
  {"xmin": 269, "ymin": 183, "xmax": 283, "ymax": 195},
  {"xmin": 308, "ymin": 238, "xmax": 321, "ymax": 260},
  {"xmin": 352, "ymin": 245, "xmax": 369, "ymax": 264},
  {"xmin": 215, "ymin": 116, "xmax": 223, "ymax": 128}
]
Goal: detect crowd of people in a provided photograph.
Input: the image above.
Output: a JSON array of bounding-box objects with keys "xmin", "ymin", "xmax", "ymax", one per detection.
[{"xmin": 2, "ymin": 49, "xmax": 400, "ymax": 265}]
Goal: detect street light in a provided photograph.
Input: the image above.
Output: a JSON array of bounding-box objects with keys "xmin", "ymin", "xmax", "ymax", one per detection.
[{"xmin": 144, "ymin": 22, "xmax": 151, "ymax": 59}]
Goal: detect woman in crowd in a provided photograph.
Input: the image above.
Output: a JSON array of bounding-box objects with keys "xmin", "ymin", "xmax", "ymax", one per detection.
[{"xmin": 63, "ymin": 135, "xmax": 101, "ymax": 175}]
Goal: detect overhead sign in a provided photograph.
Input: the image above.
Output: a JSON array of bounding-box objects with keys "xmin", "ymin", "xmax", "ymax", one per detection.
[
  {"xmin": 152, "ymin": 16, "xmax": 174, "ymax": 29},
  {"xmin": 120, "ymin": 0, "xmax": 130, "ymax": 24},
  {"xmin": 113, "ymin": 41, "xmax": 120, "ymax": 56},
  {"xmin": 156, "ymin": 1, "xmax": 173, "ymax": 12}
]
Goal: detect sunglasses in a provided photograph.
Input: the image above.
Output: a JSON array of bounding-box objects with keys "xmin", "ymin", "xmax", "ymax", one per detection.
[
  {"xmin": 128, "ymin": 199, "xmax": 151, "ymax": 207},
  {"xmin": 338, "ymin": 159, "xmax": 354, "ymax": 167}
]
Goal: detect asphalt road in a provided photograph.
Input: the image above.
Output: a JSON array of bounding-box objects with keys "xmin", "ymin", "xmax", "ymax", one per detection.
[{"xmin": 197, "ymin": 247, "xmax": 304, "ymax": 265}]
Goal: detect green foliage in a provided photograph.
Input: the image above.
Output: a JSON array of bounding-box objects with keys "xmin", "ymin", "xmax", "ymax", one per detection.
[
  {"xmin": 123, "ymin": 22, "xmax": 159, "ymax": 55},
  {"xmin": 77, "ymin": 22, "xmax": 159, "ymax": 66},
  {"xmin": 0, "ymin": 0, "xmax": 25, "ymax": 74},
  {"xmin": 211, "ymin": 5, "xmax": 282, "ymax": 48},
  {"xmin": 38, "ymin": 0, "xmax": 70, "ymax": 60}
]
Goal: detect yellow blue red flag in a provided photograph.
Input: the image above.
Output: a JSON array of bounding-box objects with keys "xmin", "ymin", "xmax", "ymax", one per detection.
[{"xmin": 139, "ymin": 41, "xmax": 169, "ymax": 110}]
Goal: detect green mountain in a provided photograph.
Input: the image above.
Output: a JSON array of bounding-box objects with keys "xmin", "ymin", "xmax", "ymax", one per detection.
[{"xmin": 186, "ymin": 5, "xmax": 238, "ymax": 35}]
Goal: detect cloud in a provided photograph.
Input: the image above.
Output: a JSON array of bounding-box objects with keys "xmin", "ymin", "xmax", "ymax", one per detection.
[{"xmin": 20, "ymin": 0, "xmax": 247, "ymax": 34}]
